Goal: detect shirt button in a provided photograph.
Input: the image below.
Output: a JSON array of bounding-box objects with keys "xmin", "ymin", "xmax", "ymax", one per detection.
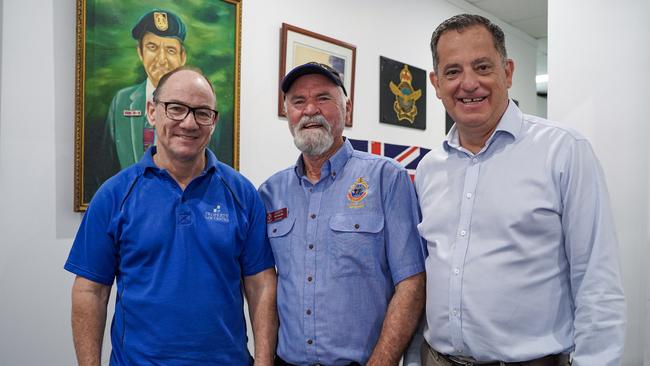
[
  {"xmin": 306, "ymin": 309, "xmax": 312, "ymax": 315},
  {"xmin": 452, "ymin": 309, "xmax": 459, "ymax": 316},
  {"xmin": 354, "ymin": 223, "xmax": 360, "ymax": 229},
  {"xmin": 472, "ymin": 158, "xmax": 478, "ymax": 163},
  {"xmin": 309, "ymin": 188, "xmax": 313, "ymax": 193},
  {"xmin": 460, "ymin": 230, "xmax": 466, "ymax": 236},
  {"xmin": 332, "ymin": 172, "xmax": 337, "ymax": 177},
  {"xmin": 453, "ymin": 268, "xmax": 460, "ymax": 275},
  {"xmin": 310, "ymin": 213, "xmax": 316, "ymax": 219},
  {"xmin": 272, "ymin": 228, "xmax": 277, "ymax": 233},
  {"xmin": 308, "ymin": 244, "xmax": 314, "ymax": 250},
  {"xmin": 307, "ymin": 276, "xmax": 313, "ymax": 282},
  {"xmin": 466, "ymin": 192, "xmax": 472, "ymax": 199},
  {"xmin": 307, "ymin": 339, "xmax": 313, "ymax": 345}
]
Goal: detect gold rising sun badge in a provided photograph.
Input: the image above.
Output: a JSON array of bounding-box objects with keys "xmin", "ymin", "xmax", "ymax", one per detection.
[
  {"xmin": 389, "ymin": 65, "xmax": 422, "ymax": 123},
  {"xmin": 347, "ymin": 178, "xmax": 369, "ymax": 209}
]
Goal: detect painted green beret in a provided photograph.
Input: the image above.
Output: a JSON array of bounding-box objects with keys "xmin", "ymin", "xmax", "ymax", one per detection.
[{"xmin": 131, "ymin": 9, "xmax": 186, "ymax": 42}]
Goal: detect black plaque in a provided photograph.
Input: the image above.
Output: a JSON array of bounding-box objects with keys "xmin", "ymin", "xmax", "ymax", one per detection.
[{"xmin": 379, "ymin": 56, "xmax": 426, "ymax": 130}]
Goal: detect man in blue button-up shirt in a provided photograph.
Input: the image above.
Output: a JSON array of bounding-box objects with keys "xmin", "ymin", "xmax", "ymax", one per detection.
[
  {"xmin": 259, "ymin": 62, "xmax": 426, "ymax": 366},
  {"xmin": 409, "ymin": 14, "xmax": 626, "ymax": 366}
]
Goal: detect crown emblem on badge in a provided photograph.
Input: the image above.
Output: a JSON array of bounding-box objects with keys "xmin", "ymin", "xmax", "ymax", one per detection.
[
  {"xmin": 389, "ymin": 65, "xmax": 422, "ymax": 123},
  {"xmin": 153, "ymin": 12, "xmax": 169, "ymax": 31}
]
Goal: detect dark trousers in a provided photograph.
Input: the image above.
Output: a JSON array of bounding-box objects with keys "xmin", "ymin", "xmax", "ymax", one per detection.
[{"xmin": 420, "ymin": 341, "xmax": 571, "ymax": 366}]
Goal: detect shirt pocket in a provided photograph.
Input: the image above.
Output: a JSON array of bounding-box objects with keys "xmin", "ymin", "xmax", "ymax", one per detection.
[
  {"xmin": 267, "ymin": 217, "xmax": 295, "ymax": 278},
  {"xmin": 328, "ymin": 213, "xmax": 384, "ymax": 278}
]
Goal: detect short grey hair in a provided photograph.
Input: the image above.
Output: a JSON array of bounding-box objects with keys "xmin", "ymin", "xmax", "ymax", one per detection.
[{"xmin": 430, "ymin": 14, "xmax": 507, "ymax": 73}]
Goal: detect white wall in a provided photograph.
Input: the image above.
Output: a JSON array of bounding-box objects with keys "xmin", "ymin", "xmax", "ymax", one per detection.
[
  {"xmin": 0, "ymin": 0, "xmax": 537, "ymax": 364},
  {"xmin": 240, "ymin": 0, "xmax": 538, "ymax": 187},
  {"xmin": 548, "ymin": 1, "xmax": 650, "ymax": 365},
  {"xmin": 0, "ymin": 0, "xmax": 80, "ymax": 364}
]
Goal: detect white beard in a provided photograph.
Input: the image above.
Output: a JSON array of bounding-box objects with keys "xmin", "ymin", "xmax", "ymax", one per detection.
[{"xmin": 291, "ymin": 115, "xmax": 334, "ymax": 156}]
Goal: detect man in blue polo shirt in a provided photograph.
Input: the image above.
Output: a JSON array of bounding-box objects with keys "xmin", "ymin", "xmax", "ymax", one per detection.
[
  {"xmin": 259, "ymin": 62, "xmax": 426, "ymax": 366},
  {"xmin": 65, "ymin": 67, "xmax": 277, "ymax": 365}
]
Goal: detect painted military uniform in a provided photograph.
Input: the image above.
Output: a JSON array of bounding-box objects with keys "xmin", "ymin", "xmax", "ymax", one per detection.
[{"xmin": 106, "ymin": 81, "xmax": 152, "ymax": 168}]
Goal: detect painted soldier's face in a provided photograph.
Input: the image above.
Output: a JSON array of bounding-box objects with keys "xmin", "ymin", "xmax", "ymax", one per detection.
[{"xmin": 138, "ymin": 32, "xmax": 187, "ymax": 87}]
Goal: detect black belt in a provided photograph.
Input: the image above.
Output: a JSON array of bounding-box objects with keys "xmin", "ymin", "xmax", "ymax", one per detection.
[{"xmin": 274, "ymin": 355, "xmax": 360, "ymax": 366}]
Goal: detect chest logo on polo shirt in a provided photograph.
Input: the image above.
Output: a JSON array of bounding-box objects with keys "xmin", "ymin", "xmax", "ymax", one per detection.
[
  {"xmin": 204, "ymin": 204, "xmax": 229, "ymax": 223},
  {"xmin": 347, "ymin": 177, "xmax": 369, "ymax": 209}
]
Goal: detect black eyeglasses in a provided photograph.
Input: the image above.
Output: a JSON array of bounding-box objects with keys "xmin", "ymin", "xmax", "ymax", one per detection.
[{"xmin": 155, "ymin": 101, "xmax": 218, "ymax": 126}]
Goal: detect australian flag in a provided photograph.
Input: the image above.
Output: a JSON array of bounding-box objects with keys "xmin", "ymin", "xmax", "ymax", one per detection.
[{"xmin": 348, "ymin": 138, "xmax": 431, "ymax": 182}]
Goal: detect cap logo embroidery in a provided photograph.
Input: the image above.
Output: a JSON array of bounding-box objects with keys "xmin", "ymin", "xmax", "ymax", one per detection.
[
  {"xmin": 347, "ymin": 177, "xmax": 368, "ymax": 209},
  {"xmin": 153, "ymin": 12, "xmax": 169, "ymax": 31}
]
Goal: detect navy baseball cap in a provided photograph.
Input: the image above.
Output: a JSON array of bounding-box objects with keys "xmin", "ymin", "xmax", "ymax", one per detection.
[
  {"xmin": 131, "ymin": 9, "xmax": 186, "ymax": 42},
  {"xmin": 281, "ymin": 62, "xmax": 347, "ymax": 96}
]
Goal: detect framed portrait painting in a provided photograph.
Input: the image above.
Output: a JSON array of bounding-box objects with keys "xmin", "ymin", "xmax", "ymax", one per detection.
[
  {"xmin": 74, "ymin": 0, "xmax": 241, "ymax": 211},
  {"xmin": 278, "ymin": 23, "xmax": 356, "ymax": 127}
]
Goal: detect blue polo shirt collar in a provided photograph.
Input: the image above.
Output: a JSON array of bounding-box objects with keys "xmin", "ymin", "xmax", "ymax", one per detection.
[
  {"xmin": 139, "ymin": 146, "xmax": 219, "ymax": 176},
  {"xmin": 293, "ymin": 138, "xmax": 353, "ymax": 185},
  {"xmin": 443, "ymin": 99, "xmax": 523, "ymax": 153}
]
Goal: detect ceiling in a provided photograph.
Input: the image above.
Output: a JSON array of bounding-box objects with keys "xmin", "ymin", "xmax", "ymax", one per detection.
[{"xmin": 465, "ymin": 0, "xmax": 547, "ymax": 39}]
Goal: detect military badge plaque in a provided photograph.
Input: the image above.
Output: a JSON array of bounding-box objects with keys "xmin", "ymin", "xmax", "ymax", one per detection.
[{"xmin": 379, "ymin": 56, "xmax": 426, "ymax": 130}]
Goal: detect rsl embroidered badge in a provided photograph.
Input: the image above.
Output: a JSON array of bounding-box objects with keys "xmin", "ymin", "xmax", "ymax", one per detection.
[
  {"xmin": 347, "ymin": 178, "xmax": 369, "ymax": 208},
  {"xmin": 154, "ymin": 12, "xmax": 169, "ymax": 32},
  {"xmin": 389, "ymin": 65, "xmax": 422, "ymax": 123}
]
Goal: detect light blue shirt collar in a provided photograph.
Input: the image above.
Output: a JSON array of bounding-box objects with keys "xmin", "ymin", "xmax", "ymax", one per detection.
[
  {"xmin": 443, "ymin": 99, "xmax": 523, "ymax": 154},
  {"xmin": 293, "ymin": 138, "xmax": 354, "ymax": 185}
]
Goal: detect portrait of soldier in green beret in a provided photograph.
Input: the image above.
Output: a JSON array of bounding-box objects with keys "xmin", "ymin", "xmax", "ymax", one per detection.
[
  {"xmin": 78, "ymin": 1, "xmax": 239, "ymax": 208},
  {"xmin": 106, "ymin": 9, "xmax": 188, "ymax": 170}
]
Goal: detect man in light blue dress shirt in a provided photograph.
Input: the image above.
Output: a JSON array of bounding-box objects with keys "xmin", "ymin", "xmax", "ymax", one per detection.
[
  {"xmin": 259, "ymin": 62, "xmax": 426, "ymax": 366},
  {"xmin": 410, "ymin": 14, "xmax": 626, "ymax": 366}
]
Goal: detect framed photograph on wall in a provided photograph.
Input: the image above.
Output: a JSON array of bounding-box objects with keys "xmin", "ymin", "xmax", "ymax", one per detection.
[
  {"xmin": 278, "ymin": 23, "xmax": 356, "ymax": 127},
  {"xmin": 74, "ymin": 0, "xmax": 241, "ymax": 211}
]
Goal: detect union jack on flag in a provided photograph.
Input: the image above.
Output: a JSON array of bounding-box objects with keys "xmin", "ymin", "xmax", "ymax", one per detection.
[{"xmin": 348, "ymin": 138, "xmax": 431, "ymax": 182}]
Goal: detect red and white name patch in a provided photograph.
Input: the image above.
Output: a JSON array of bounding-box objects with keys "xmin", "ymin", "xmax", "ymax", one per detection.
[
  {"xmin": 123, "ymin": 109, "xmax": 142, "ymax": 117},
  {"xmin": 266, "ymin": 207, "xmax": 288, "ymax": 223}
]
